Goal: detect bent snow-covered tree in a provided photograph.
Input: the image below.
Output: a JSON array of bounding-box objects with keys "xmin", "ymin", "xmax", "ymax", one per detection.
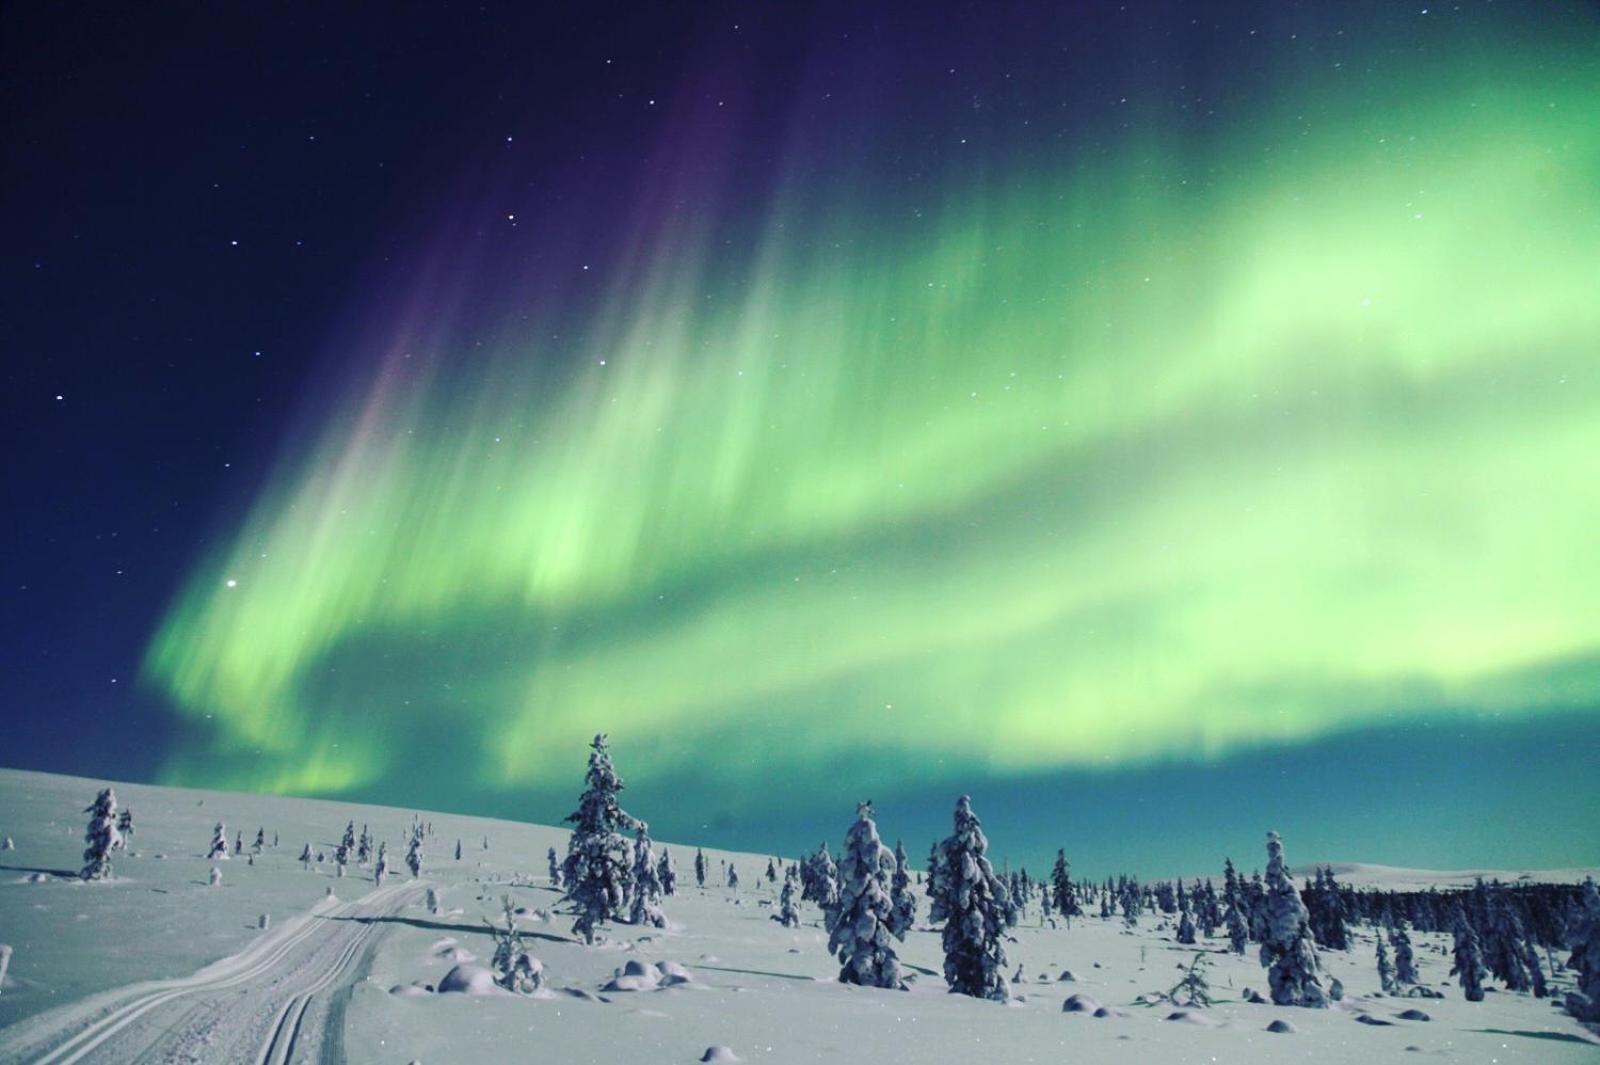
[
  {"xmin": 80, "ymin": 787, "xmax": 121, "ymax": 881},
  {"xmin": 928, "ymin": 795, "xmax": 1016, "ymax": 1001},
  {"xmin": 825, "ymin": 802, "xmax": 905, "ymax": 989},
  {"xmin": 1259, "ymin": 831, "xmax": 1326, "ymax": 1007},
  {"xmin": 561, "ymin": 734, "xmax": 639, "ymax": 945},
  {"xmin": 629, "ymin": 822, "xmax": 667, "ymax": 928}
]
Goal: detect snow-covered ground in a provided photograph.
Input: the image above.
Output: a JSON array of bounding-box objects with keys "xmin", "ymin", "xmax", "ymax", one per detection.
[{"xmin": 1, "ymin": 768, "xmax": 1594, "ymax": 1063}]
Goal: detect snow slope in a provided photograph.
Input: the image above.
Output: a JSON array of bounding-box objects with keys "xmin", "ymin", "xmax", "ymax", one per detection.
[{"xmin": 1, "ymin": 768, "xmax": 1594, "ymax": 1063}]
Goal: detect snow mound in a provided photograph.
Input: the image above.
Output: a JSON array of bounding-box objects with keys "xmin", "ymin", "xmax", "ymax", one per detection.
[
  {"xmin": 1354, "ymin": 1013, "xmax": 1394, "ymax": 1026},
  {"xmin": 1266, "ymin": 1019, "xmax": 1297, "ymax": 1034},
  {"xmin": 1164, "ymin": 1009, "xmax": 1213, "ymax": 1025},
  {"xmin": 437, "ymin": 964, "xmax": 498, "ymax": 995},
  {"xmin": 699, "ymin": 1047, "xmax": 738, "ymax": 1063},
  {"xmin": 1056, "ymin": 969, "xmax": 1076, "ymax": 982},
  {"xmin": 601, "ymin": 959, "xmax": 695, "ymax": 992},
  {"xmin": 1062, "ymin": 993, "xmax": 1102, "ymax": 1013},
  {"xmin": 389, "ymin": 983, "xmax": 432, "ymax": 998},
  {"xmin": 1396, "ymin": 1008, "xmax": 1431, "ymax": 1021}
]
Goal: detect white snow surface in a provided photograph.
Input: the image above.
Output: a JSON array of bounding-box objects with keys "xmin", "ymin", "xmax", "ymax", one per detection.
[{"xmin": 0, "ymin": 767, "xmax": 1596, "ymax": 1063}]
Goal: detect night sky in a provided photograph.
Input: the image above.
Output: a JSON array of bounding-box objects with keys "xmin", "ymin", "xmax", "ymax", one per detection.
[{"xmin": 4, "ymin": 1, "xmax": 1597, "ymax": 878}]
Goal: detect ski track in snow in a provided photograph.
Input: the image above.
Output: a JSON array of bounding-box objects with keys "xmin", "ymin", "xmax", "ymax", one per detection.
[{"xmin": 0, "ymin": 880, "xmax": 420, "ymax": 1065}]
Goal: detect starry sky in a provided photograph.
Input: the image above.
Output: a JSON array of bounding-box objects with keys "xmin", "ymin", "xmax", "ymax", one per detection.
[{"xmin": 4, "ymin": 1, "xmax": 1598, "ymax": 877}]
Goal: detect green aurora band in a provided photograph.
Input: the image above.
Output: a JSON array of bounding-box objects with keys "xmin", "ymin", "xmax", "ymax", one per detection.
[{"xmin": 145, "ymin": 47, "xmax": 1600, "ymax": 808}]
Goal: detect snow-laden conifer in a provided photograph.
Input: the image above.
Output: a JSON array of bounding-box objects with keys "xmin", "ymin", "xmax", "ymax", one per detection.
[
  {"xmin": 629, "ymin": 822, "xmax": 667, "ymax": 928},
  {"xmin": 374, "ymin": 841, "xmax": 389, "ymax": 886},
  {"xmin": 406, "ymin": 823, "xmax": 423, "ymax": 878},
  {"xmin": 888, "ymin": 838, "xmax": 918, "ymax": 938},
  {"xmin": 694, "ymin": 847, "xmax": 707, "ymax": 889},
  {"xmin": 1376, "ymin": 936, "xmax": 1396, "ymax": 993},
  {"xmin": 1050, "ymin": 849, "xmax": 1080, "ymax": 920},
  {"xmin": 560, "ymin": 734, "xmax": 639, "ymax": 945},
  {"xmin": 1562, "ymin": 878, "xmax": 1600, "ymax": 1021},
  {"xmin": 658, "ymin": 848, "xmax": 676, "ymax": 896},
  {"xmin": 80, "ymin": 787, "xmax": 121, "ymax": 881},
  {"xmin": 1259, "ymin": 831, "xmax": 1326, "ymax": 1007},
  {"xmin": 928, "ymin": 795, "xmax": 1015, "ymax": 1001},
  {"xmin": 1484, "ymin": 892, "xmax": 1532, "ymax": 992},
  {"xmin": 1390, "ymin": 921, "xmax": 1419, "ymax": 985},
  {"xmin": 773, "ymin": 875, "xmax": 800, "ymax": 928},
  {"xmin": 803, "ymin": 842, "xmax": 839, "ymax": 910},
  {"xmin": 1176, "ymin": 905, "xmax": 1197, "ymax": 945},
  {"xmin": 207, "ymin": 821, "xmax": 229, "ymax": 861},
  {"xmin": 825, "ymin": 802, "xmax": 905, "ymax": 989},
  {"xmin": 1450, "ymin": 906, "xmax": 1487, "ymax": 1002}
]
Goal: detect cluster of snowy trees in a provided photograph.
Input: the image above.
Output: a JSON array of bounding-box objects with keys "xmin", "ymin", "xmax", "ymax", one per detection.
[{"xmin": 558, "ymin": 734, "xmax": 675, "ymax": 944}]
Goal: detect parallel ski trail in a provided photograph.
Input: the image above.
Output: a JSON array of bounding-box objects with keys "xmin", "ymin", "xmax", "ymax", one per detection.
[{"xmin": 1, "ymin": 880, "xmax": 418, "ymax": 1065}]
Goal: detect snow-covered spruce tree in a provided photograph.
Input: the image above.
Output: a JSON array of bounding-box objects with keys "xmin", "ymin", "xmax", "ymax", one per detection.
[
  {"xmin": 774, "ymin": 874, "xmax": 801, "ymax": 928},
  {"xmin": 803, "ymin": 842, "xmax": 840, "ymax": 910},
  {"xmin": 727, "ymin": 863, "xmax": 739, "ymax": 891},
  {"xmin": 233, "ymin": 831, "xmax": 242, "ymax": 855},
  {"xmin": 115, "ymin": 808, "xmax": 133, "ymax": 845},
  {"xmin": 357, "ymin": 826, "xmax": 372, "ymax": 865},
  {"xmin": 1390, "ymin": 920, "xmax": 1419, "ymax": 985},
  {"xmin": 300, "ymin": 843, "xmax": 313, "ymax": 869},
  {"xmin": 207, "ymin": 821, "xmax": 229, "ymax": 861},
  {"xmin": 630, "ymin": 823, "xmax": 667, "ymax": 928},
  {"xmin": 766, "ymin": 857, "xmax": 778, "ymax": 883},
  {"xmin": 1120, "ymin": 880, "xmax": 1141, "ymax": 929},
  {"xmin": 80, "ymin": 787, "xmax": 121, "ymax": 881},
  {"xmin": 406, "ymin": 824, "xmax": 423, "ymax": 878},
  {"xmin": 454, "ymin": 839, "xmax": 462, "ymax": 861},
  {"xmin": 825, "ymin": 802, "xmax": 905, "ymax": 990},
  {"xmin": 1484, "ymin": 892, "xmax": 1532, "ymax": 992},
  {"xmin": 928, "ymin": 795, "xmax": 1016, "ymax": 1001},
  {"xmin": 1259, "ymin": 831, "xmax": 1327, "ymax": 1007},
  {"xmin": 1176, "ymin": 905, "xmax": 1197, "ymax": 945},
  {"xmin": 1050, "ymin": 849, "xmax": 1080, "ymax": 920},
  {"xmin": 561, "ymin": 734, "xmax": 639, "ymax": 945},
  {"xmin": 1562, "ymin": 877, "xmax": 1600, "ymax": 1022},
  {"xmin": 1376, "ymin": 936, "xmax": 1396, "ymax": 993},
  {"xmin": 335, "ymin": 834, "xmax": 350, "ymax": 876},
  {"xmin": 341, "ymin": 821, "xmax": 356, "ymax": 856},
  {"xmin": 252, "ymin": 827, "xmax": 265, "ymax": 855},
  {"xmin": 1450, "ymin": 906, "xmax": 1487, "ymax": 1002},
  {"xmin": 888, "ymin": 838, "xmax": 918, "ymax": 938},
  {"xmin": 374, "ymin": 842, "xmax": 389, "ymax": 886},
  {"xmin": 658, "ymin": 847, "xmax": 676, "ymax": 896},
  {"xmin": 547, "ymin": 846, "xmax": 561, "ymax": 887},
  {"xmin": 694, "ymin": 847, "xmax": 707, "ymax": 889}
]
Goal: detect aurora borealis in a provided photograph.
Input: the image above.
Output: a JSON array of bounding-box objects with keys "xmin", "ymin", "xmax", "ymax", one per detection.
[{"xmin": 7, "ymin": 1, "xmax": 1599, "ymax": 872}]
